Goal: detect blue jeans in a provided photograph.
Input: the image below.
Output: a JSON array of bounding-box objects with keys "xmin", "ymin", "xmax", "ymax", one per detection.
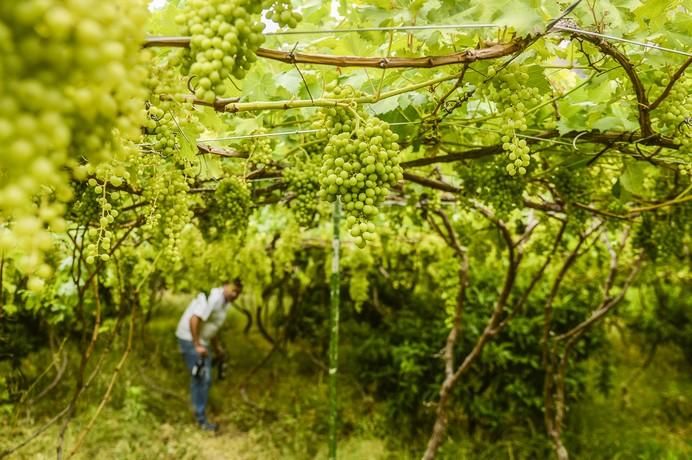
[{"xmin": 178, "ymin": 338, "xmax": 213, "ymax": 424}]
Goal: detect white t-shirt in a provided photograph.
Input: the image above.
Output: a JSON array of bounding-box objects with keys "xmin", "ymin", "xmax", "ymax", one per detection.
[{"xmin": 175, "ymin": 287, "xmax": 232, "ymax": 346}]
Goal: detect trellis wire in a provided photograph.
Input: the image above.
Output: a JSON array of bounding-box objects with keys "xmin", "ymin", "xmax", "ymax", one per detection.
[
  {"xmin": 266, "ymin": 23, "xmax": 498, "ymax": 35},
  {"xmin": 199, "ymin": 122, "xmax": 578, "ymax": 150},
  {"xmin": 554, "ymin": 26, "xmax": 692, "ymax": 57},
  {"xmin": 262, "ymin": 23, "xmax": 691, "ymax": 57},
  {"xmin": 456, "ymin": 125, "xmax": 577, "ymax": 147},
  {"xmin": 198, "ymin": 128, "xmax": 320, "ymax": 142}
]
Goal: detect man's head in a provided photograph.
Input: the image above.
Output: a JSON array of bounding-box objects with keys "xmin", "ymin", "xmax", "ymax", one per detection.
[{"xmin": 223, "ymin": 278, "xmax": 243, "ymax": 302}]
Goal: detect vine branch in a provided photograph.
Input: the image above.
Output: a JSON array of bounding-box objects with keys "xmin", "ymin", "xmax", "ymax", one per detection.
[{"xmin": 143, "ymin": 37, "xmax": 529, "ymax": 69}]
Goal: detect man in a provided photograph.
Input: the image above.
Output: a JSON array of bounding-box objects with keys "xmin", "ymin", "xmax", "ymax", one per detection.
[{"xmin": 175, "ymin": 279, "xmax": 242, "ymax": 431}]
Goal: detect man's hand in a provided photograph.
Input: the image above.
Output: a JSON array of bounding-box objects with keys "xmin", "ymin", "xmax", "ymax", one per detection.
[{"xmin": 195, "ymin": 343, "xmax": 208, "ymax": 357}]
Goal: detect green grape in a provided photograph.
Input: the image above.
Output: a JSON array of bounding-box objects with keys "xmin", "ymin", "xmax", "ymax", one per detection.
[
  {"xmin": 313, "ymin": 89, "xmax": 403, "ymax": 247},
  {"xmin": 550, "ymin": 163, "xmax": 594, "ymax": 206},
  {"xmin": 482, "ymin": 65, "xmax": 545, "ymax": 175},
  {"xmin": 633, "ymin": 204, "xmax": 690, "ymax": 262},
  {"xmin": 175, "ymin": 0, "xmax": 266, "ymax": 103},
  {"xmin": 502, "ymin": 135, "xmax": 531, "ymax": 176},
  {"xmin": 199, "ymin": 176, "xmax": 252, "ymax": 241},
  {"xmin": 264, "ymin": 0, "xmax": 302, "ymax": 29},
  {"xmin": 303, "ymin": 138, "xmax": 327, "ymax": 157},
  {"xmin": 141, "ymin": 60, "xmax": 192, "ymax": 157},
  {"xmin": 285, "ymin": 155, "xmax": 321, "ymax": 226},
  {"xmin": 0, "ymin": 0, "xmax": 149, "ymax": 283},
  {"xmin": 242, "ymin": 129, "xmax": 274, "ymax": 169},
  {"xmin": 458, "ymin": 158, "xmax": 525, "ymax": 218},
  {"xmin": 652, "ymin": 73, "xmax": 691, "ymax": 169},
  {"xmin": 143, "ymin": 104, "xmax": 179, "ymax": 156},
  {"xmin": 130, "ymin": 154, "xmax": 194, "ymax": 270},
  {"xmin": 341, "ymin": 245, "xmax": 374, "ymax": 309}
]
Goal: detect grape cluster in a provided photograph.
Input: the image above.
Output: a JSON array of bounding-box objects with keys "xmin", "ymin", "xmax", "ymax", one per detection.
[
  {"xmin": 634, "ymin": 206, "xmax": 689, "ymax": 262},
  {"xmin": 142, "ymin": 61, "xmax": 191, "ymax": 157},
  {"xmin": 458, "ymin": 158, "xmax": 525, "ymax": 217},
  {"xmin": 284, "ymin": 156, "xmax": 321, "ymax": 226},
  {"xmin": 264, "ymin": 0, "xmax": 302, "ymax": 28},
  {"xmin": 83, "ymin": 180, "xmax": 118, "ymax": 264},
  {"xmin": 71, "ymin": 182, "xmax": 102, "ymax": 225},
  {"xmin": 303, "ymin": 139, "xmax": 327, "ymax": 157},
  {"xmin": 243, "ymin": 130, "xmax": 274, "ymax": 169},
  {"xmin": 314, "ymin": 91, "xmax": 403, "ymax": 247},
  {"xmin": 134, "ymin": 155, "xmax": 193, "ymax": 269},
  {"xmin": 143, "ymin": 105, "xmax": 179, "ymax": 156},
  {"xmin": 0, "ymin": 0, "xmax": 148, "ymax": 285},
  {"xmin": 550, "ymin": 162, "xmax": 595, "ymax": 205},
  {"xmin": 69, "ymin": 162, "xmax": 129, "ymax": 265},
  {"xmin": 176, "ymin": 0, "xmax": 266, "ymax": 103},
  {"xmin": 342, "ymin": 246, "xmax": 374, "ymax": 310},
  {"xmin": 484, "ymin": 65, "xmax": 543, "ymax": 175},
  {"xmin": 501, "ymin": 135, "xmax": 531, "ymax": 176},
  {"xmin": 653, "ymin": 73, "xmax": 691, "ymax": 169},
  {"xmin": 200, "ymin": 176, "xmax": 252, "ymax": 241}
]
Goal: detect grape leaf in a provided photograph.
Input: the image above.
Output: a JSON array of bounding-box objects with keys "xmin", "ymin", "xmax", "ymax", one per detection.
[
  {"xmin": 619, "ymin": 159, "xmax": 645, "ymax": 195},
  {"xmin": 275, "ymin": 70, "xmax": 303, "ymax": 95},
  {"xmin": 369, "ymin": 96, "xmax": 400, "ymax": 115},
  {"xmin": 148, "ymin": 2, "xmax": 182, "ymax": 35}
]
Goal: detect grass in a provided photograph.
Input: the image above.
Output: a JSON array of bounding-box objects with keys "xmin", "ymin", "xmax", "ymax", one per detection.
[{"xmin": 1, "ymin": 295, "xmax": 691, "ymax": 459}]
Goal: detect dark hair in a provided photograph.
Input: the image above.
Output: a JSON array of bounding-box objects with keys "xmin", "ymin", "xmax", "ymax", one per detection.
[{"xmin": 225, "ymin": 277, "xmax": 243, "ymax": 290}]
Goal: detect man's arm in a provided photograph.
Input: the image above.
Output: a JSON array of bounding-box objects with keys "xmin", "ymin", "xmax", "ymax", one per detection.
[{"xmin": 189, "ymin": 315, "xmax": 208, "ymax": 357}]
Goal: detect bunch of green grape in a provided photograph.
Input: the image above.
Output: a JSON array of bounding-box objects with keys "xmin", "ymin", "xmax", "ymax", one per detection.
[
  {"xmin": 175, "ymin": 0, "xmax": 266, "ymax": 103},
  {"xmin": 68, "ymin": 161, "xmax": 129, "ymax": 265},
  {"xmin": 264, "ymin": 0, "xmax": 302, "ymax": 28},
  {"xmin": 129, "ymin": 155, "xmax": 192, "ymax": 269},
  {"xmin": 284, "ymin": 156, "xmax": 321, "ymax": 226},
  {"xmin": 341, "ymin": 245, "xmax": 374, "ymax": 309},
  {"xmin": 303, "ymin": 138, "xmax": 327, "ymax": 157},
  {"xmin": 142, "ymin": 60, "xmax": 191, "ymax": 157},
  {"xmin": 314, "ymin": 93, "xmax": 403, "ymax": 247},
  {"xmin": 83, "ymin": 181, "xmax": 119, "ymax": 264},
  {"xmin": 243, "ymin": 130, "xmax": 274, "ymax": 169},
  {"xmin": 653, "ymin": 73, "xmax": 691, "ymax": 169},
  {"xmin": 0, "ymin": 0, "xmax": 149, "ymax": 285},
  {"xmin": 501, "ymin": 135, "xmax": 531, "ymax": 176},
  {"xmin": 634, "ymin": 205, "xmax": 690, "ymax": 262},
  {"xmin": 483, "ymin": 65, "xmax": 542, "ymax": 175},
  {"xmin": 143, "ymin": 105, "xmax": 179, "ymax": 156},
  {"xmin": 70, "ymin": 182, "xmax": 103, "ymax": 226},
  {"xmin": 312, "ymin": 86, "xmax": 361, "ymax": 138},
  {"xmin": 458, "ymin": 158, "xmax": 525, "ymax": 218},
  {"xmin": 550, "ymin": 162, "xmax": 594, "ymax": 205},
  {"xmin": 200, "ymin": 176, "xmax": 252, "ymax": 241}
]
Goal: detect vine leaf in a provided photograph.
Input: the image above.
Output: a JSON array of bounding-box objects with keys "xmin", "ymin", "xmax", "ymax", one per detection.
[
  {"xmin": 275, "ymin": 70, "xmax": 303, "ymax": 95},
  {"xmin": 619, "ymin": 160, "xmax": 645, "ymax": 195},
  {"xmin": 369, "ymin": 97, "xmax": 401, "ymax": 115},
  {"xmin": 147, "ymin": 2, "xmax": 182, "ymax": 35}
]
